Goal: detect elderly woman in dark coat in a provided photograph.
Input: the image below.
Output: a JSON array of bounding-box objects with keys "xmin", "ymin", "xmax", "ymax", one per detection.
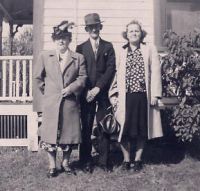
[
  {"xmin": 109, "ymin": 20, "xmax": 163, "ymax": 172},
  {"xmin": 34, "ymin": 21, "xmax": 87, "ymax": 177}
]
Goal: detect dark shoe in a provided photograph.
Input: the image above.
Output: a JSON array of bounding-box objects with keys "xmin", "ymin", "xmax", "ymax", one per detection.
[
  {"xmin": 133, "ymin": 161, "xmax": 143, "ymax": 172},
  {"xmin": 121, "ymin": 162, "xmax": 131, "ymax": 171},
  {"xmin": 47, "ymin": 168, "xmax": 57, "ymax": 178},
  {"xmin": 97, "ymin": 164, "xmax": 113, "ymax": 173},
  {"xmin": 61, "ymin": 164, "xmax": 76, "ymax": 175},
  {"xmin": 82, "ymin": 162, "xmax": 93, "ymax": 173}
]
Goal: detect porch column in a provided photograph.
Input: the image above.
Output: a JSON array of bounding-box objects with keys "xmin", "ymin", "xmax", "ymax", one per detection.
[
  {"xmin": 9, "ymin": 22, "xmax": 13, "ymax": 55},
  {"xmin": 0, "ymin": 11, "xmax": 3, "ymax": 56},
  {"xmin": 153, "ymin": 0, "xmax": 167, "ymax": 49},
  {"xmin": 32, "ymin": 0, "xmax": 44, "ymax": 112}
]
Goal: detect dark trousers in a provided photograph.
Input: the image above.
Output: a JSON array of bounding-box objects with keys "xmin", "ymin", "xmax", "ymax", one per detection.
[{"xmin": 80, "ymin": 97, "xmax": 111, "ymax": 165}]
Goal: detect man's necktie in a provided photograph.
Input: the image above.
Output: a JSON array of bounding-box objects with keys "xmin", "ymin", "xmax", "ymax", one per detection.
[{"xmin": 94, "ymin": 40, "xmax": 99, "ymax": 60}]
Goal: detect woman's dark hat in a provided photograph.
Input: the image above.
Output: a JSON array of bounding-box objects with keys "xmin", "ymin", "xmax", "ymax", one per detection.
[
  {"xmin": 52, "ymin": 20, "xmax": 74, "ymax": 40},
  {"xmin": 84, "ymin": 13, "xmax": 103, "ymax": 26}
]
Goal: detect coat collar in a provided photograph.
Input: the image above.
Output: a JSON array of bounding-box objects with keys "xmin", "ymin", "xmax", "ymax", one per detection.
[
  {"xmin": 62, "ymin": 49, "xmax": 76, "ymax": 73},
  {"xmin": 140, "ymin": 43, "xmax": 149, "ymax": 70},
  {"xmin": 48, "ymin": 49, "xmax": 77, "ymax": 86},
  {"xmin": 48, "ymin": 50, "xmax": 63, "ymax": 86},
  {"xmin": 49, "ymin": 49, "xmax": 76, "ymax": 72}
]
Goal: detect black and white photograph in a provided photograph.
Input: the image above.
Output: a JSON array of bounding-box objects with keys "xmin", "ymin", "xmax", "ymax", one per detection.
[{"xmin": 0, "ymin": 0, "xmax": 200, "ymax": 190}]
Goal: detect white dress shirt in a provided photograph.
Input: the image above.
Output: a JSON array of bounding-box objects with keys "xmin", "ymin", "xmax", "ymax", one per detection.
[
  {"xmin": 56, "ymin": 49, "xmax": 69, "ymax": 73},
  {"xmin": 90, "ymin": 37, "xmax": 100, "ymax": 57}
]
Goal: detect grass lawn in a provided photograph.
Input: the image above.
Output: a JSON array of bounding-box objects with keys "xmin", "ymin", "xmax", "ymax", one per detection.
[{"xmin": 1, "ymin": 139, "xmax": 200, "ymax": 191}]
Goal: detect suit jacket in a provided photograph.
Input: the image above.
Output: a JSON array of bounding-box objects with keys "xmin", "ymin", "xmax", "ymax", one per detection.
[
  {"xmin": 33, "ymin": 49, "xmax": 87, "ymax": 144},
  {"xmin": 76, "ymin": 38, "xmax": 116, "ymax": 99}
]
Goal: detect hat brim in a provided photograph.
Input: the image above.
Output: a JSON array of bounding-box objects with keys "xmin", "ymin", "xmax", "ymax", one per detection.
[
  {"xmin": 52, "ymin": 32, "xmax": 72, "ymax": 40},
  {"xmin": 80, "ymin": 21, "xmax": 104, "ymax": 26}
]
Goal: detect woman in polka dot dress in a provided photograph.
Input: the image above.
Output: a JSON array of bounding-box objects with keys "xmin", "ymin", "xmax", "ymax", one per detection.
[{"xmin": 109, "ymin": 20, "xmax": 163, "ymax": 172}]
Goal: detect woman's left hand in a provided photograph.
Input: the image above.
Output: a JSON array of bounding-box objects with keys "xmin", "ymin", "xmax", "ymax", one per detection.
[
  {"xmin": 62, "ymin": 87, "xmax": 72, "ymax": 97},
  {"xmin": 151, "ymin": 97, "xmax": 158, "ymax": 106}
]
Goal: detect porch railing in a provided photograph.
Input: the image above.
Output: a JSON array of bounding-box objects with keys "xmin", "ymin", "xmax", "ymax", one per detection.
[
  {"xmin": 0, "ymin": 56, "xmax": 33, "ymax": 102},
  {"xmin": 0, "ymin": 56, "xmax": 38, "ymax": 151}
]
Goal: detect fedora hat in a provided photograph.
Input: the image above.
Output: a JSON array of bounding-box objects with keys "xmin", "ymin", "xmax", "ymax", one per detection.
[
  {"xmin": 84, "ymin": 13, "xmax": 103, "ymax": 26},
  {"xmin": 52, "ymin": 20, "xmax": 74, "ymax": 40}
]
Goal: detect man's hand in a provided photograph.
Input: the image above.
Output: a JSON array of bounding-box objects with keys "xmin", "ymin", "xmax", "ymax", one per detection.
[
  {"xmin": 62, "ymin": 86, "xmax": 72, "ymax": 97},
  {"xmin": 86, "ymin": 87, "xmax": 100, "ymax": 102}
]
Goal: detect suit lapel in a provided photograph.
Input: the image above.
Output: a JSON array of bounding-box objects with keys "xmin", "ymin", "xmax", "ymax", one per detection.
[
  {"xmin": 96, "ymin": 38, "xmax": 104, "ymax": 60},
  {"xmin": 85, "ymin": 39, "xmax": 95, "ymax": 61}
]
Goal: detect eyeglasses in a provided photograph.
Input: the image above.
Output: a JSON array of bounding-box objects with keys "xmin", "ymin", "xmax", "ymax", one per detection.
[{"xmin": 86, "ymin": 24, "xmax": 101, "ymax": 31}]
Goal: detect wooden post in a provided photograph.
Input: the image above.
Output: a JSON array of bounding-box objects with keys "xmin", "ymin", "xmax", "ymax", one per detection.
[
  {"xmin": 2, "ymin": 60, "xmax": 6, "ymax": 97},
  {"xmin": 32, "ymin": 0, "xmax": 44, "ymax": 112},
  {"xmin": 9, "ymin": 22, "xmax": 13, "ymax": 55},
  {"xmin": 153, "ymin": 0, "xmax": 167, "ymax": 49},
  {"xmin": 22, "ymin": 60, "xmax": 27, "ymax": 99},
  {"xmin": 28, "ymin": 107, "xmax": 38, "ymax": 151},
  {"xmin": 0, "ymin": 11, "xmax": 3, "ymax": 56}
]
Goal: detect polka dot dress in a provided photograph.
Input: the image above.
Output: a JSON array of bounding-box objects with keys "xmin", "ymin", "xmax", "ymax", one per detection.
[
  {"xmin": 123, "ymin": 47, "xmax": 148, "ymax": 139},
  {"xmin": 126, "ymin": 48, "xmax": 146, "ymax": 93}
]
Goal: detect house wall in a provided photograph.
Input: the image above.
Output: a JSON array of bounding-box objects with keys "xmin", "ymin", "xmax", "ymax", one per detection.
[
  {"xmin": 32, "ymin": 0, "xmax": 156, "ymax": 111},
  {"xmin": 42, "ymin": 0, "xmax": 155, "ymax": 54}
]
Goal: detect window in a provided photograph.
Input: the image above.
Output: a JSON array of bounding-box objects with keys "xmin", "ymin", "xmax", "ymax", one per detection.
[{"xmin": 154, "ymin": 0, "xmax": 200, "ymax": 50}]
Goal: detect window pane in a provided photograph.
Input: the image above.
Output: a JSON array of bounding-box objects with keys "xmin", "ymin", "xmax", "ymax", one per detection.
[
  {"xmin": 166, "ymin": 1, "xmax": 200, "ymax": 35},
  {"xmin": 154, "ymin": 0, "xmax": 200, "ymax": 49}
]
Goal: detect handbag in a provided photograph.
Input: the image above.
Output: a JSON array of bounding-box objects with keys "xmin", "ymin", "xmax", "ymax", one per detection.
[{"xmin": 99, "ymin": 106, "xmax": 120, "ymax": 135}]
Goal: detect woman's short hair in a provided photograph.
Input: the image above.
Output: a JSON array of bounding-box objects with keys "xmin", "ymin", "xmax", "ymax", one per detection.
[{"xmin": 122, "ymin": 20, "xmax": 147, "ymax": 43}]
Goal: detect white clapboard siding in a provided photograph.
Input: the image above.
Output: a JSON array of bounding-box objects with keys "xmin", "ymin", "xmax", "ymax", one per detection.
[
  {"xmin": 43, "ymin": 0, "xmax": 154, "ymax": 52},
  {"xmin": 44, "ymin": 17, "xmax": 153, "ymax": 27},
  {"xmin": 44, "ymin": 33, "xmax": 154, "ymax": 44},
  {"xmin": 44, "ymin": 25, "xmax": 154, "ymax": 37},
  {"xmin": 43, "ymin": 35, "xmax": 155, "ymax": 55},
  {"xmin": 44, "ymin": 0, "xmax": 152, "ymax": 10},
  {"xmin": 44, "ymin": 9, "xmax": 152, "ymax": 19}
]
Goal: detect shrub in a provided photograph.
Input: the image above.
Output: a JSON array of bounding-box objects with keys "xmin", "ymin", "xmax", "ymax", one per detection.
[
  {"xmin": 2, "ymin": 27, "xmax": 33, "ymax": 56},
  {"xmin": 162, "ymin": 29, "xmax": 200, "ymax": 142}
]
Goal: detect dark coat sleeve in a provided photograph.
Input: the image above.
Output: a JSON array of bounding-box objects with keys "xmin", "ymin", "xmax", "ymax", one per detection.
[{"xmin": 96, "ymin": 43, "xmax": 116, "ymax": 90}]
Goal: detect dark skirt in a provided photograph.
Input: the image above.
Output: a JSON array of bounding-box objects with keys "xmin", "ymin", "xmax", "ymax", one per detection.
[{"xmin": 123, "ymin": 92, "xmax": 148, "ymax": 139}]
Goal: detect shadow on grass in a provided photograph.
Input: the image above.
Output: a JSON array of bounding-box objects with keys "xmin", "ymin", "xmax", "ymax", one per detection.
[
  {"xmin": 90, "ymin": 136, "xmax": 186, "ymax": 167},
  {"xmin": 143, "ymin": 137, "xmax": 186, "ymax": 165},
  {"xmin": 69, "ymin": 134, "xmax": 200, "ymax": 170}
]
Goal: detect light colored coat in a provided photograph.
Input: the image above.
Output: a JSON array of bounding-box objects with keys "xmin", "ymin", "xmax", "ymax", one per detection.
[
  {"xmin": 109, "ymin": 43, "xmax": 163, "ymax": 142},
  {"xmin": 34, "ymin": 49, "xmax": 87, "ymax": 144}
]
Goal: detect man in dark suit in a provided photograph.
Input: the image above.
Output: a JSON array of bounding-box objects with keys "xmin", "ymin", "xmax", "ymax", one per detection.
[{"xmin": 76, "ymin": 13, "xmax": 116, "ymax": 172}]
